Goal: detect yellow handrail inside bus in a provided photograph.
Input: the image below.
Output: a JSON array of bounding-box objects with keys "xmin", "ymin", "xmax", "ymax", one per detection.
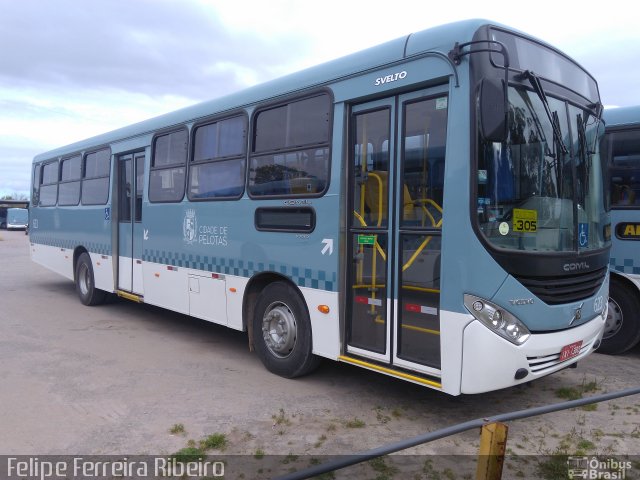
[
  {"xmin": 402, "ymin": 236, "xmax": 433, "ymax": 272},
  {"xmin": 366, "ymin": 171, "xmax": 385, "ymax": 227},
  {"xmin": 352, "ymin": 211, "xmax": 387, "ymax": 261}
]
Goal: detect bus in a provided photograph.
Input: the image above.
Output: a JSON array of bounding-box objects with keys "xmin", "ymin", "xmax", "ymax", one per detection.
[
  {"xmin": 1, "ymin": 201, "xmax": 30, "ymax": 230},
  {"xmin": 6, "ymin": 207, "xmax": 29, "ymax": 230},
  {"xmin": 29, "ymin": 19, "xmax": 610, "ymax": 395},
  {"xmin": 601, "ymin": 105, "xmax": 640, "ymax": 353}
]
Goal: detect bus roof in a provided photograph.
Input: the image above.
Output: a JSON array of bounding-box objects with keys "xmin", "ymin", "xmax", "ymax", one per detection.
[
  {"xmin": 34, "ymin": 19, "xmax": 502, "ymax": 162},
  {"xmin": 604, "ymin": 105, "xmax": 640, "ymax": 128}
]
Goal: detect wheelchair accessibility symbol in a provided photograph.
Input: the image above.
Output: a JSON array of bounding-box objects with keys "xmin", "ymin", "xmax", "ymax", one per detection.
[{"xmin": 578, "ymin": 223, "xmax": 589, "ymax": 247}]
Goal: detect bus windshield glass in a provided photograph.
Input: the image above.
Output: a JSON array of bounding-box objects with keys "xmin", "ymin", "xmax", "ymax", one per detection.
[{"xmin": 477, "ymin": 85, "xmax": 608, "ymax": 253}]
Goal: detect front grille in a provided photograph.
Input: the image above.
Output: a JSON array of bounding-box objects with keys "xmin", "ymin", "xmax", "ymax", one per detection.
[
  {"xmin": 514, "ymin": 267, "xmax": 607, "ymax": 305},
  {"xmin": 527, "ymin": 342, "xmax": 592, "ymax": 373}
]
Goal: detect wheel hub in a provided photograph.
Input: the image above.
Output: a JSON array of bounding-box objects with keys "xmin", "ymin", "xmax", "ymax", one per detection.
[
  {"xmin": 262, "ymin": 302, "xmax": 297, "ymax": 358},
  {"xmin": 78, "ymin": 263, "xmax": 91, "ymax": 296},
  {"xmin": 603, "ymin": 298, "xmax": 623, "ymax": 339}
]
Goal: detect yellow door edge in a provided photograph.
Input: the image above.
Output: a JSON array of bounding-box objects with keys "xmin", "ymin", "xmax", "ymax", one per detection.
[{"xmin": 338, "ymin": 355, "xmax": 442, "ymax": 388}]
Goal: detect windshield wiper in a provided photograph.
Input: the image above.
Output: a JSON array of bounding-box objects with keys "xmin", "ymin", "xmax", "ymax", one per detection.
[
  {"xmin": 577, "ymin": 113, "xmax": 589, "ymax": 197},
  {"xmin": 518, "ymin": 70, "xmax": 569, "ymax": 155}
]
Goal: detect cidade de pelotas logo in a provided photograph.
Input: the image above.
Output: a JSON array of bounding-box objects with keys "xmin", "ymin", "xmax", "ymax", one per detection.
[
  {"xmin": 183, "ymin": 209, "xmax": 198, "ymax": 245},
  {"xmin": 182, "ymin": 209, "xmax": 229, "ymax": 247}
]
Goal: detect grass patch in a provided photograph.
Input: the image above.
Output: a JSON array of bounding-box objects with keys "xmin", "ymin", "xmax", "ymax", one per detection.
[
  {"xmin": 254, "ymin": 449, "xmax": 265, "ymax": 459},
  {"xmin": 536, "ymin": 455, "xmax": 568, "ymax": 480},
  {"xmin": 169, "ymin": 423, "xmax": 185, "ymax": 435},
  {"xmin": 172, "ymin": 446, "xmax": 206, "ymax": 463},
  {"xmin": 368, "ymin": 457, "xmax": 399, "ymax": 479},
  {"xmin": 201, "ymin": 433, "xmax": 227, "ymax": 450},
  {"xmin": 282, "ymin": 454, "xmax": 299, "ymax": 465},
  {"xmin": 344, "ymin": 418, "xmax": 366, "ymax": 428},
  {"xmin": 577, "ymin": 439, "xmax": 596, "ymax": 451},
  {"xmin": 272, "ymin": 408, "xmax": 292, "ymax": 427},
  {"xmin": 314, "ymin": 434, "xmax": 327, "ymax": 448},
  {"xmin": 555, "ymin": 387, "xmax": 582, "ymax": 401},
  {"xmin": 374, "ymin": 407, "xmax": 391, "ymax": 424},
  {"xmin": 555, "ymin": 376, "xmax": 602, "ymax": 403},
  {"xmin": 580, "ymin": 403, "xmax": 598, "ymax": 412}
]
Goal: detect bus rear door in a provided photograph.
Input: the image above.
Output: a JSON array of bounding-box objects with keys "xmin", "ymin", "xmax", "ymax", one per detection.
[{"xmin": 117, "ymin": 152, "xmax": 145, "ymax": 295}]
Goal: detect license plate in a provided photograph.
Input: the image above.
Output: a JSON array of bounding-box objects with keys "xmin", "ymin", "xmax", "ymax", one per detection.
[{"xmin": 559, "ymin": 341, "xmax": 583, "ymax": 362}]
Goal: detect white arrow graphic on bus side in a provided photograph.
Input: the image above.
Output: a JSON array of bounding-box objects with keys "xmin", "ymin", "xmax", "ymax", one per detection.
[
  {"xmin": 144, "ymin": 229, "xmax": 149, "ymax": 240},
  {"xmin": 321, "ymin": 238, "xmax": 333, "ymax": 255}
]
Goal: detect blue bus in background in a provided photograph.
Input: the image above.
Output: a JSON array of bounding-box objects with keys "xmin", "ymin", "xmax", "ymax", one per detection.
[
  {"xmin": 6, "ymin": 208, "xmax": 28, "ymax": 230},
  {"xmin": 1, "ymin": 202, "xmax": 29, "ymax": 230},
  {"xmin": 30, "ymin": 19, "xmax": 610, "ymax": 395},
  {"xmin": 601, "ymin": 106, "xmax": 640, "ymax": 353}
]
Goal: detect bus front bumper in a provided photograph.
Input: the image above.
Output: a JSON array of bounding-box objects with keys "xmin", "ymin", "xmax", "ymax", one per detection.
[{"xmin": 460, "ymin": 310, "xmax": 606, "ymax": 394}]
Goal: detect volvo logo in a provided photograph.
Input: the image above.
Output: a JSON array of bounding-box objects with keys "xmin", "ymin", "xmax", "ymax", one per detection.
[
  {"xmin": 563, "ymin": 261, "xmax": 590, "ymax": 272},
  {"xmin": 569, "ymin": 302, "xmax": 584, "ymax": 326}
]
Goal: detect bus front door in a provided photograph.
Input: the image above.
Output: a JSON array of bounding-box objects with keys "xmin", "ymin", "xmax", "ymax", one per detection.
[
  {"xmin": 346, "ymin": 90, "xmax": 447, "ymax": 378},
  {"xmin": 117, "ymin": 152, "xmax": 145, "ymax": 295}
]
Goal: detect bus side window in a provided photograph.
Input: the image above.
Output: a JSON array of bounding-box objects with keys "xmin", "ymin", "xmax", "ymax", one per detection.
[
  {"xmin": 39, "ymin": 160, "xmax": 59, "ymax": 207},
  {"xmin": 59, "ymin": 155, "xmax": 82, "ymax": 206},
  {"xmin": 82, "ymin": 148, "xmax": 111, "ymax": 205},
  {"xmin": 32, "ymin": 164, "xmax": 41, "ymax": 206},
  {"xmin": 249, "ymin": 93, "xmax": 331, "ymax": 198},
  {"xmin": 149, "ymin": 129, "xmax": 187, "ymax": 203},
  {"xmin": 608, "ymin": 129, "xmax": 640, "ymax": 207},
  {"xmin": 188, "ymin": 115, "xmax": 246, "ymax": 200}
]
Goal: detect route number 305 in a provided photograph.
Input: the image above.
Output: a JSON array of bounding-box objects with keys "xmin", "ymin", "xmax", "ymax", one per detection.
[
  {"xmin": 512, "ymin": 208, "xmax": 538, "ymax": 233},
  {"xmin": 514, "ymin": 219, "xmax": 537, "ymax": 232}
]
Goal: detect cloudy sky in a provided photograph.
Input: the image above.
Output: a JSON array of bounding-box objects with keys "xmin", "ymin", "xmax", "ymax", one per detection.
[{"xmin": 1, "ymin": 0, "xmax": 638, "ymax": 198}]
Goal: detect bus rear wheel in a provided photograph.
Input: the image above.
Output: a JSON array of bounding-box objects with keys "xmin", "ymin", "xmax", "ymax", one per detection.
[
  {"xmin": 598, "ymin": 277, "xmax": 640, "ymax": 354},
  {"xmin": 252, "ymin": 281, "xmax": 320, "ymax": 378},
  {"xmin": 75, "ymin": 252, "xmax": 106, "ymax": 306}
]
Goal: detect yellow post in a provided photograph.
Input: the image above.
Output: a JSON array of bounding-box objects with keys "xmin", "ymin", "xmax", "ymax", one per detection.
[{"xmin": 476, "ymin": 422, "xmax": 508, "ymax": 480}]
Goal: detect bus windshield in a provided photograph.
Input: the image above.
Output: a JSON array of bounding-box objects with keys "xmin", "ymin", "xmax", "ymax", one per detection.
[{"xmin": 477, "ymin": 85, "xmax": 608, "ymax": 253}]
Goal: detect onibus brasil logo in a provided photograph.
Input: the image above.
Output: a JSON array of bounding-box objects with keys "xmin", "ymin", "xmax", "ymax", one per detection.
[{"xmin": 183, "ymin": 209, "xmax": 198, "ymax": 245}]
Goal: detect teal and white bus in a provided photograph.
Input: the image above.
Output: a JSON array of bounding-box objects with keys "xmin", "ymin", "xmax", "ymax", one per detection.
[
  {"xmin": 30, "ymin": 19, "xmax": 610, "ymax": 395},
  {"xmin": 601, "ymin": 106, "xmax": 640, "ymax": 353},
  {"xmin": 6, "ymin": 207, "xmax": 29, "ymax": 230}
]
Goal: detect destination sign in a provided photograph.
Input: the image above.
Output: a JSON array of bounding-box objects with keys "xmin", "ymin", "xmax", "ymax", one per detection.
[{"xmin": 615, "ymin": 222, "xmax": 640, "ymax": 240}]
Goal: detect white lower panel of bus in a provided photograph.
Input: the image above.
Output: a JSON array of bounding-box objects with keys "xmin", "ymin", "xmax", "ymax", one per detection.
[
  {"xmin": 30, "ymin": 243, "xmax": 74, "ymax": 281},
  {"xmin": 142, "ymin": 262, "xmax": 189, "ymax": 315},
  {"xmin": 91, "ymin": 252, "xmax": 114, "ymax": 293},
  {"xmin": 460, "ymin": 311, "xmax": 606, "ymax": 394},
  {"xmin": 300, "ymin": 287, "xmax": 341, "ymax": 360},
  {"xmin": 30, "ymin": 243, "xmax": 113, "ymax": 293},
  {"xmin": 140, "ymin": 262, "xmax": 341, "ymax": 360}
]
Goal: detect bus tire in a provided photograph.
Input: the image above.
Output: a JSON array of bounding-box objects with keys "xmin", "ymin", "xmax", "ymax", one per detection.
[
  {"xmin": 75, "ymin": 252, "xmax": 106, "ymax": 306},
  {"xmin": 252, "ymin": 281, "xmax": 320, "ymax": 378},
  {"xmin": 599, "ymin": 277, "xmax": 640, "ymax": 354}
]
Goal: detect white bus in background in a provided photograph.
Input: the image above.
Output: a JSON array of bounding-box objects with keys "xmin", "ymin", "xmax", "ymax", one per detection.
[{"xmin": 6, "ymin": 208, "xmax": 29, "ymax": 230}]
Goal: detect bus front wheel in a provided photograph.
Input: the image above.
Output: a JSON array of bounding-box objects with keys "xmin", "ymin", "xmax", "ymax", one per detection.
[
  {"xmin": 599, "ymin": 277, "xmax": 640, "ymax": 354},
  {"xmin": 252, "ymin": 281, "xmax": 320, "ymax": 378},
  {"xmin": 75, "ymin": 252, "xmax": 106, "ymax": 306}
]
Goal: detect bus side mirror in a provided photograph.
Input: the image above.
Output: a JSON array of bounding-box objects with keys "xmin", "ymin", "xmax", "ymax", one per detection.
[{"xmin": 479, "ymin": 78, "xmax": 507, "ymax": 143}]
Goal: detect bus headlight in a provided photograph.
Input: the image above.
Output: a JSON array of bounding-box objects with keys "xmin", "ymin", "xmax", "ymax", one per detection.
[{"xmin": 464, "ymin": 294, "xmax": 531, "ymax": 345}]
